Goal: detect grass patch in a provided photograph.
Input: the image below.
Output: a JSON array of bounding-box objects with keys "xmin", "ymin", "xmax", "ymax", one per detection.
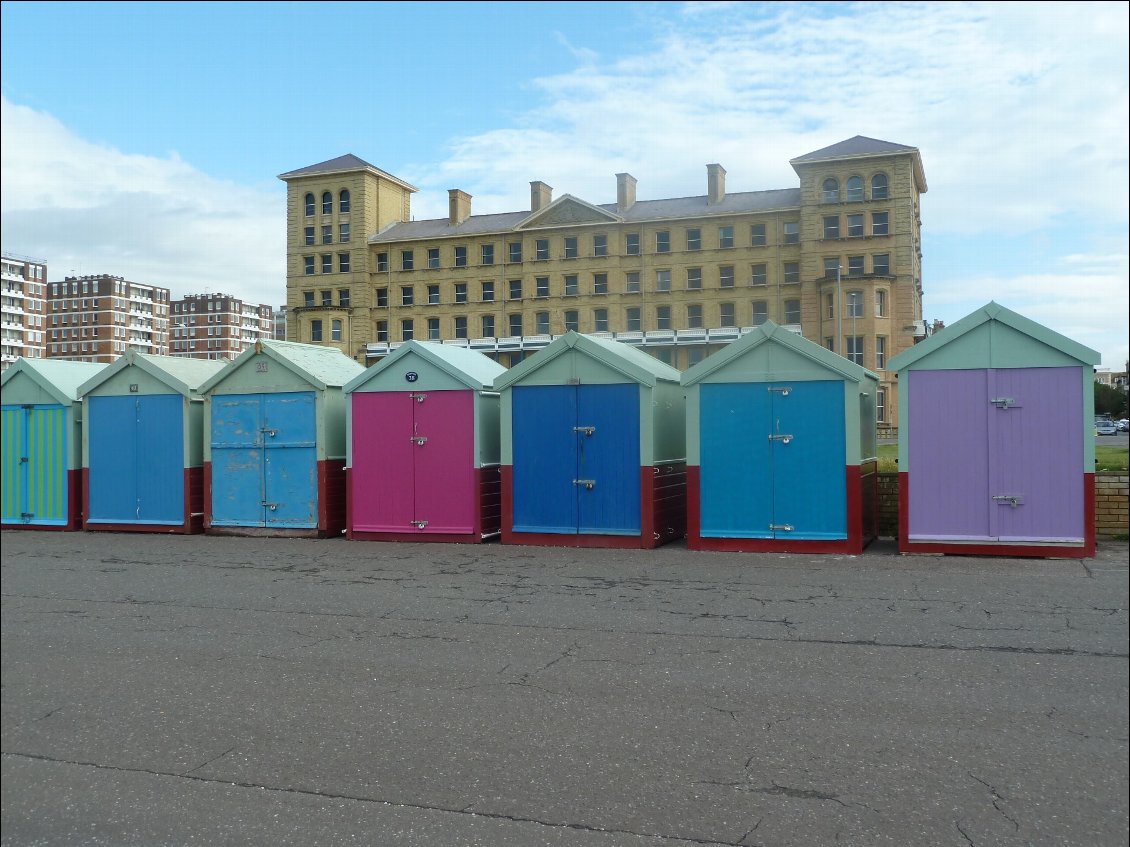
[{"xmin": 874, "ymin": 444, "xmax": 1127, "ymax": 472}]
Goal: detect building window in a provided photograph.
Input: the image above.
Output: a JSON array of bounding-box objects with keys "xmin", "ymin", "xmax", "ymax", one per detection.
[
  {"xmin": 686, "ymin": 228, "xmax": 701, "ymax": 251},
  {"xmin": 719, "ymin": 266, "xmax": 734, "ymax": 288},
  {"xmin": 873, "ymin": 254, "xmax": 891, "ymax": 276},
  {"xmin": 847, "ymin": 214, "xmax": 864, "ymax": 237},
  {"xmin": 536, "ymin": 276, "xmax": 549, "ymax": 298},
  {"xmin": 508, "ymin": 313, "xmax": 522, "ymax": 336},
  {"xmin": 719, "ymin": 226, "xmax": 734, "ymax": 249},
  {"xmin": 427, "ymin": 248, "xmax": 441, "ymax": 269},
  {"xmin": 454, "ymin": 246, "xmax": 467, "ymax": 267},
  {"xmin": 303, "ymin": 291, "xmax": 315, "ymax": 308},
  {"xmin": 454, "ymin": 316, "xmax": 467, "ymax": 339},
  {"xmin": 564, "ymin": 310, "xmax": 579, "ymax": 332},
  {"xmin": 536, "ymin": 239, "xmax": 550, "ymax": 260},
  {"xmin": 594, "ymin": 308, "xmax": 609, "ymax": 332},
  {"xmin": 823, "ymin": 258, "xmax": 840, "ymax": 280},
  {"xmin": 304, "ymin": 225, "xmax": 315, "ymax": 246},
  {"xmin": 593, "ymin": 234, "xmax": 607, "ymax": 257},
  {"xmin": 783, "ymin": 222, "xmax": 799, "ymax": 244},
  {"xmin": 536, "ymin": 311, "xmax": 550, "ymax": 334},
  {"xmin": 656, "ymin": 305, "xmax": 671, "ymax": 330},
  {"xmin": 871, "ymin": 173, "xmax": 889, "ymax": 200},
  {"xmin": 783, "ymin": 262, "xmax": 800, "ymax": 284},
  {"xmin": 626, "ymin": 233, "xmax": 640, "ymax": 255},
  {"xmin": 876, "ymin": 388, "xmax": 886, "ymax": 423},
  {"xmin": 481, "ymin": 315, "xmax": 495, "ymax": 337},
  {"xmin": 338, "ymin": 289, "xmax": 350, "ymax": 307},
  {"xmin": 402, "ymin": 319, "xmax": 414, "ymax": 341},
  {"xmin": 338, "ymin": 253, "xmax": 350, "ymax": 273},
  {"xmin": 481, "ymin": 281, "xmax": 494, "ymax": 302},
  {"xmin": 310, "ymin": 319, "xmax": 323, "ymax": 342},
  {"xmin": 752, "ymin": 301, "xmax": 768, "ymax": 325},
  {"xmin": 875, "ymin": 289, "xmax": 888, "ymax": 317},
  {"xmin": 565, "ymin": 275, "xmax": 579, "ymax": 296},
  {"xmin": 428, "ymin": 284, "xmax": 440, "ymax": 305},
  {"xmin": 751, "ymin": 223, "xmax": 767, "ymax": 246},
  {"xmin": 626, "ymin": 307, "xmax": 641, "ymax": 331},
  {"xmin": 872, "ymin": 212, "xmax": 888, "ymax": 236},
  {"xmin": 428, "ymin": 317, "xmax": 440, "ymax": 340},
  {"xmin": 655, "ymin": 231, "xmax": 670, "ymax": 253},
  {"xmin": 564, "ymin": 237, "xmax": 578, "ymax": 259},
  {"xmin": 687, "ymin": 268, "xmax": 702, "ymax": 290},
  {"xmin": 751, "ymin": 264, "xmax": 767, "ymax": 286},
  {"xmin": 846, "ymin": 176, "xmax": 864, "ymax": 202},
  {"xmin": 824, "ymin": 216, "xmax": 840, "ymax": 239},
  {"xmin": 847, "ymin": 255, "xmax": 865, "ymax": 276},
  {"xmin": 339, "ymin": 223, "xmax": 350, "ymax": 242},
  {"xmin": 376, "ymin": 287, "xmax": 389, "ymax": 308},
  {"xmin": 321, "ymin": 289, "xmax": 333, "ymax": 307},
  {"xmin": 304, "ymin": 193, "xmax": 315, "ymax": 216},
  {"xmin": 687, "ymin": 304, "xmax": 703, "ymax": 329},
  {"xmin": 509, "ymin": 279, "xmax": 523, "ymax": 300},
  {"xmin": 401, "ymin": 286, "xmax": 414, "ymax": 306},
  {"xmin": 321, "ymin": 254, "xmax": 333, "ymax": 274},
  {"xmin": 508, "ymin": 241, "xmax": 522, "ymax": 263},
  {"xmin": 775, "ymin": 300, "xmax": 800, "ymax": 328},
  {"xmin": 401, "ymin": 250, "xmax": 414, "ymax": 271},
  {"xmin": 481, "ymin": 244, "xmax": 495, "ymax": 266},
  {"xmin": 331, "ymin": 319, "xmax": 343, "ymax": 341},
  {"xmin": 376, "ymin": 253, "xmax": 389, "ymax": 272},
  {"xmin": 719, "ymin": 302, "xmax": 735, "ymax": 327},
  {"xmin": 626, "ymin": 272, "xmax": 641, "ymax": 293},
  {"xmin": 322, "ymin": 224, "xmax": 333, "ymax": 244},
  {"xmin": 453, "ymin": 282, "xmax": 468, "ymax": 304},
  {"xmin": 822, "ymin": 177, "xmax": 839, "ymax": 203},
  {"xmin": 304, "ymin": 256, "xmax": 315, "ymax": 276},
  {"xmin": 846, "ymin": 291, "xmax": 864, "ymax": 318},
  {"xmin": 847, "ymin": 336, "xmax": 864, "ymax": 365},
  {"xmin": 876, "ymin": 336, "xmax": 887, "ymax": 370},
  {"xmin": 655, "ymin": 270, "xmax": 671, "ymax": 292},
  {"xmin": 825, "ymin": 292, "xmax": 835, "ymax": 319},
  {"xmin": 322, "ymin": 192, "xmax": 332, "ymax": 215},
  {"xmin": 339, "ymin": 189, "xmax": 350, "ymax": 213}
]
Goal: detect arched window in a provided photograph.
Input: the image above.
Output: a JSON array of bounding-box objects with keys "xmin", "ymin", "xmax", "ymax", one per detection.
[
  {"xmin": 846, "ymin": 176, "xmax": 864, "ymax": 201},
  {"xmin": 321, "ymin": 191, "xmax": 332, "ymax": 215},
  {"xmin": 822, "ymin": 177, "xmax": 839, "ymax": 203},
  {"xmin": 304, "ymin": 193, "xmax": 315, "ymax": 216},
  {"xmin": 339, "ymin": 189, "xmax": 350, "ymax": 213},
  {"xmin": 871, "ymin": 173, "xmax": 888, "ymax": 200}
]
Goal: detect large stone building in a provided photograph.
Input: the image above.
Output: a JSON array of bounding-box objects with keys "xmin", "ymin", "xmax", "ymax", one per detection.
[
  {"xmin": 279, "ymin": 136, "xmax": 927, "ymax": 427},
  {"xmin": 170, "ymin": 292, "xmax": 273, "ymax": 360},
  {"xmin": 46, "ymin": 274, "xmax": 170, "ymax": 362},
  {"xmin": 1, "ymin": 253, "xmax": 48, "ymax": 369}
]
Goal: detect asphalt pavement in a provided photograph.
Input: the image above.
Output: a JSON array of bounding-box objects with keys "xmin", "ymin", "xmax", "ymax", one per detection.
[{"xmin": 2, "ymin": 531, "xmax": 1127, "ymax": 847}]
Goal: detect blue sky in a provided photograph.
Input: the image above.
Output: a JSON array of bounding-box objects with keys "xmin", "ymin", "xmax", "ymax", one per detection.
[{"xmin": 2, "ymin": 1, "xmax": 1127, "ymax": 371}]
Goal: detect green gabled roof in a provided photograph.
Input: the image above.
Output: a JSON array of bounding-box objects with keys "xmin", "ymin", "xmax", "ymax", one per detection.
[
  {"xmin": 681, "ymin": 321, "xmax": 879, "ymax": 387},
  {"xmin": 887, "ymin": 301, "xmax": 1101, "ymax": 372},
  {"xmin": 77, "ymin": 351, "xmax": 227, "ymax": 399},
  {"xmin": 493, "ymin": 331, "xmax": 681, "ymax": 391},
  {"xmin": 1, "ymin": 358, "xmax": 108, "ymax": 405},
  {"xmin": 343, "ymin": 340, "xmax": 506, "ymax": 394},
  {"xmin": 198, "ymin": 339, "xmax": 366, "ymax": 394}
]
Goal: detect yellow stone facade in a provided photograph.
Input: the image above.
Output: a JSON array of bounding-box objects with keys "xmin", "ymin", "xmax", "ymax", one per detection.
[{"xmin": 279, "ymin": 138, "xmax": 927, "ymax": 428}]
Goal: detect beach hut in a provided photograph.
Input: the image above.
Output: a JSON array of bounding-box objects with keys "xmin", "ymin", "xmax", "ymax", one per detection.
[
  {"xmin": 198, "ymin": 340, "xmax": 364, "ymax": 537},
  {"xmin": 494, "ymin": 332, "xmax": 686, "ymax": 549},
  {"xmin": 77, "ymin": 352, "xmax": 225, "ymax": 533},
  {"xmin": 682, "ymin": 322, "xmax": 880, "ymax": 553},
  {"xmin": 1, "ymin": 359, "xmax": 107, "ymax": 530},
  {"xmin": 888, "ymin": 302, "xmax": 1100, "ymax": 558},
  {"xmin": 344, "ymin": 340, "xmax": 506, "ymax": 542}
]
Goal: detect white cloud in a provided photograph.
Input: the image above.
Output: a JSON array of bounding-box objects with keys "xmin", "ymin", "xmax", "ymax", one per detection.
[{"xmin": 0, "ymin": 96, "xmax": 285, "ymax": 307}]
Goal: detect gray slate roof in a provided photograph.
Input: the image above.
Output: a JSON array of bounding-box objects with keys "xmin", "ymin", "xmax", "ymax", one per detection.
[
  {"xmin": 277, "ymin": 155, "xmax": 418, "ymax": 191},
  {"xmin": 791, "ymin": 136, "xmax": 919, "ymax": 163}
]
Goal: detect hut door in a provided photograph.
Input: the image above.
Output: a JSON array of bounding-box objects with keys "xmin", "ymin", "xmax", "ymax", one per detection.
[
  {"xmin": 350, "ymin": 392, "xmax": 415, "ymax": 532},
  {"xmin": 512, "ymin": 384, "xmax": 640, "ymax": 535},
  {"xmin": 87, "ymin": 395, "xmax": 184, "ymax": 524},
  {"xmin": 1, "ymin": 404, "xmax": 67, "ymax": 526},
  {"xmin": 411, "ymin": 391, "xmax": 475, "ymax": 534}
]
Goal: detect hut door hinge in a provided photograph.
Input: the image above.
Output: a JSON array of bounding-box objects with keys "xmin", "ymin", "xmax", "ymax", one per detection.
[
  {"xmin": 573, "ymin": 479, "xmax": 596, "ymax": 490},
  {"xmin": 409, "ymin": 393, "xmax": 427, "ymax": 402},
  {"xmin": 410, "ymin": 435, "xmax": 428, "ymax": 445},
  {"xmin": 410, "ymin": 519, "xmax": 429, "ymax": 528},
  {"xmin": 770, "ymin": 523, "xmax": 794, "ymax": 532},
  {"xmin": 573, "ymin": 426, "xmax": 596, "ymax": 436},
  {"xmin": 990, "ymin": 397, "xmax": 1017, "ymax": 409},
  {"xmin": 769, "ymin": 433, "xmax": 793, "ymax": 444},
  {"xmin": 992, "ymin": 494, "xmax": 1024, "ymax": 508}
]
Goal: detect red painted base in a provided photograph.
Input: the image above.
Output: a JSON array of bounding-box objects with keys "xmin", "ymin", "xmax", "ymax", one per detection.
[{"xmin": 80, "ymin": 467, "xmax": 204, "ymax": 534}]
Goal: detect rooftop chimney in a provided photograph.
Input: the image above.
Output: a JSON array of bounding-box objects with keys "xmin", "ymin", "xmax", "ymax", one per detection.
[
  {"xmin": 707, "ymin": 163, "xmax": 726, "ymax": 205},
  {"xmin": 448, "ymin": 189, "xmax": 471, "ymax": 225},
  {"xmin": 616, "ymin": 172, "xmax": 637, "ymax": 212},
  {"xmin": 530, "ymin": 180, "xmax": 553, "ymax": 212}
]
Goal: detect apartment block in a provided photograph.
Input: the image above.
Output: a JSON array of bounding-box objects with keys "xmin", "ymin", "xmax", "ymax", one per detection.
[
  {"xmin": 46, "ymin": 275, "xmax": 170, "ymax": 362},
  {"xmin": 279, "ymin": 136, "xmax": 928, "ymax": 428},
  {"xmin": 272, "ymin": 306, "xmax": 288, "ymax": 340},
  {"xmin": 170, "ymin": 293, "xmax": 273, "ymax": 360},
  {"xmin": 1, "ymin": 253, "xmax": 48, "ymax": 369}
]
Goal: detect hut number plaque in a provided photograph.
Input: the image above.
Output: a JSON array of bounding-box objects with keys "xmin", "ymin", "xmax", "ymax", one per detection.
[
  {"xmin": 257, "ymin": 361, "xmax": 269, "ymax": 372},
  {"xmin": 405, "ymin": 371, "xmax": 419, "ymax": 383}
]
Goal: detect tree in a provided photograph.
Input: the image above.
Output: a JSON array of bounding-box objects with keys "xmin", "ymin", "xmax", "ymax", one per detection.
[{"xmin": 1095, "ymin": 383, "xmax": 1128, "ymax": 417}]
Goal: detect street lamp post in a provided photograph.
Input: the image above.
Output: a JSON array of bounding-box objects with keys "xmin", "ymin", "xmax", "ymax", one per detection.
[{"xmin": 836, "ymin": 265, "xmax": 843, "ymax": 357}]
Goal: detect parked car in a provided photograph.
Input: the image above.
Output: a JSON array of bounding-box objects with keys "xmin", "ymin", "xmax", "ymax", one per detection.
[
  {"xmin": 1118, "ymin": 419, "xmax": 1129, "ymax": 432},
  {"xmin": 1095, "ymin": 418, "xmax": 1118, "ymax": 435}
]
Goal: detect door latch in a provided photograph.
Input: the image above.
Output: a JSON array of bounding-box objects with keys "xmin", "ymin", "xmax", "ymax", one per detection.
[
  {"xmin": 260, "ymin": 427, "xmax": 278, "ymax": 437},
  {"xmin": 410, "ymin": 519, "xmax": 429, "ymax": 528},
  {"xmin": 992, "ymin": 494, "xmax": 1024, "ymax": 508},
  {"xmin": 990, "ymin": 397, "xmax": 1017, "ymax": 409},
  {"xmin": 769, "ymin": 523, "xmax": 794, "ymax": 532},
  {"xmin": 768, "ymin": 386, "xmax": 791, "ymax": 396},
  {"xmin": 573, "ymin": 426, "xmax": 596, "ymax": 436},
  {"xmin": 409, "ymin": 393, "xmax": 427, "ymax": 402},
  {"xmin": 410, "ymin": 435, "xmax": 428, "ymax": 445},
  {"xmin": 769, "ymin": 434, "xmax": 793, "ymax": 444},
  {"xmin": 573, "ymin": 479, "xmax": 596, "ymax": 490},
  {"xmin": 261, "ymin": 501, "xmax": 278, "ymax": 511}
]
